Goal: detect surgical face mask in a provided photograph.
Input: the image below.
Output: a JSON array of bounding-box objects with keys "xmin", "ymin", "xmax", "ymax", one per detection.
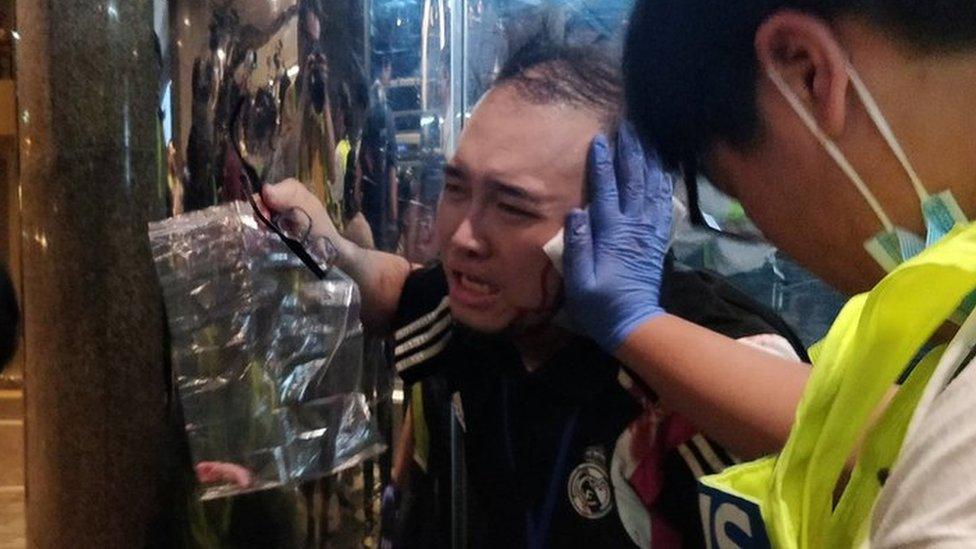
[{"xmin": 765, "ymin": 61, "xmax": 969, "ymax": 273}]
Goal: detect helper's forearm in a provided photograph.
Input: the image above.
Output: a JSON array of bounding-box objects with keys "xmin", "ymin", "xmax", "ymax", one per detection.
[
  {"xmin": 617, "ymin": 315, "xmax": 809, "ymax": 460},
  {"xmin": 333, "ymin": 236, "xmax": 411, "ymax": 332}
]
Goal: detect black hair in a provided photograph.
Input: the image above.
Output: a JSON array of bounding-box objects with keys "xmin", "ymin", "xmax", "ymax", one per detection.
[
  {"xmin": 495, "ymin": 36, "xmax": 623, "ymax": 129},
  {"xmin": 624, "ymin": 0, "xmax": 976, "ymax": 171}
]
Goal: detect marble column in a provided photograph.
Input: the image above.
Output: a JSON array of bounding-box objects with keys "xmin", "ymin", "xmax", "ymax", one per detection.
[{"xmin": 16, "ymin": 1, "xmax": 179, "ymax": 546}]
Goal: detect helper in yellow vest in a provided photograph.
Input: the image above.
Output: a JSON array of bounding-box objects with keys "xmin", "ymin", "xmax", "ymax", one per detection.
[{"xmin": 559, "ymin": 1, "xmax": 976, "ymax": 547}]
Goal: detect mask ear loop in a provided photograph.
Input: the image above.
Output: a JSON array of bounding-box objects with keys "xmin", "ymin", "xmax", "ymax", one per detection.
[
  {"xmin": 765, "ymin": 64, "xmax": 895, "ymax": 233},
  {"xmin": 845, "ymin": 62, "xmax": 929, "ymax": 203}
]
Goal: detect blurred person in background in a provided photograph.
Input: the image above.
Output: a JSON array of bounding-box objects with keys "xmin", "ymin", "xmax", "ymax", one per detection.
[
  {"xmin": 0, "ymin": 263, "xmax": 17, "ymax": 371},
  {"xmin": 360, "ymin": 55, "xmax": 400, "ymax": 251}
]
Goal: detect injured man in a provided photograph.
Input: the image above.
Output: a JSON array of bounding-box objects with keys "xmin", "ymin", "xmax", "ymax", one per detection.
[{"xmin": 262, "ymin": 39, "xmax": 806, "ymax": 548}]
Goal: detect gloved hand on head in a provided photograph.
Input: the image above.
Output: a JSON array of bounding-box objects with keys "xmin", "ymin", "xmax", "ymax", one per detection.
[{"xmin": 562, "ymin": 123, "xmax": 674, "ymax": 353}]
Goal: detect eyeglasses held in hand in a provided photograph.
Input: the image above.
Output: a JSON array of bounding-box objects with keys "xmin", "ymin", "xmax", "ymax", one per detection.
[{"xmin": 231, "ymin": 97, "xmax": 337, "ymax": 279}]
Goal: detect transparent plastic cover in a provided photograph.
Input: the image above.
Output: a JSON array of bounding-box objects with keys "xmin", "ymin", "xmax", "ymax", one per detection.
[{"xmin": 149, "ymin": 201, "xmax": 383, "ymax": 500}]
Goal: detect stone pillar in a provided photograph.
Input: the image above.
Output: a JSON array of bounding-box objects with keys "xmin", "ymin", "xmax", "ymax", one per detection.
[{"xmin": 16, "ymin": 1, "xmax": 177, "ymax": 546}]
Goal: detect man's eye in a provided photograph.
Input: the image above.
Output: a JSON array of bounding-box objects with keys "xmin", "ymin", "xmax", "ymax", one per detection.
[
  {"xmin": 498, "ymin": 203, "xmax": 536, "ymax": 218},
  {"xmin": 443, "ymin": 182, "xmax": 466, "ymax": 196}
]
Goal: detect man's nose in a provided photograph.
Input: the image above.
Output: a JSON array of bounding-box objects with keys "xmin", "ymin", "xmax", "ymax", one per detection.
[{"xmin": 449, "ymin": 213, "xmax": 490, "ymax": 258}]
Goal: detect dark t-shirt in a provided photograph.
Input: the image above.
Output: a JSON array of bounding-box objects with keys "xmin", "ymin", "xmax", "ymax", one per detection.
[{"xmin": 393, "ymin": 261, "xmax": 806, "ymax": 548}]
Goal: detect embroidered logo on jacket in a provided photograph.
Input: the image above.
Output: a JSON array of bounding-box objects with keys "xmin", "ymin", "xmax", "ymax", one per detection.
[{"xmin": 568, "ymin": 446, "xmax": 613, "ymax": 519}]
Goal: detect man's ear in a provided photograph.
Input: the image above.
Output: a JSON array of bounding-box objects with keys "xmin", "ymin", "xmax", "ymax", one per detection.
[{"xmin": 755, "ymin": 10, "xmax": 851, "ymax": 138}]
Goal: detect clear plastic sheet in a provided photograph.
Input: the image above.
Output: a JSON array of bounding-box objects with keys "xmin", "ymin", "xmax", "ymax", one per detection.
[{"xmin": 149, "ymin": 201, "xmax": 384, "ymax": 500}]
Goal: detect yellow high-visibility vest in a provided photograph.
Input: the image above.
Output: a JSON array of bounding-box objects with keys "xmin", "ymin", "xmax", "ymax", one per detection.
[{"xmin": 698, "ymin": 222, "xmax": 976, "ymax": 548}]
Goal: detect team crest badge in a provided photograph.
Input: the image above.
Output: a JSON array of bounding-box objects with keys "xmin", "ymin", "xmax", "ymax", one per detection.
[{"xmin": 568, "ymin": 446, "xmax": 613, "ymax": 519}]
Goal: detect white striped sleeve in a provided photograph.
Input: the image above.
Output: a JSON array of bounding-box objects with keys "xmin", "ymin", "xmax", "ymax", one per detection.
[{"xmin": 394, "ymin": 297, "xmax": 453, "ymax": 377}]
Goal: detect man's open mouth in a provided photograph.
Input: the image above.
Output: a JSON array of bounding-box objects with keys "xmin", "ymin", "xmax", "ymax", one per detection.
[
  {"xmin": 449, "ymin": 270, "xmax": 501, "ymax": 308},
  {"xmin": 456, "ymin": 271, "xmax": 498, "ymax": 294}
]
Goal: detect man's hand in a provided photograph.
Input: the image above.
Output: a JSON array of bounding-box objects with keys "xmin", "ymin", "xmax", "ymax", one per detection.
[
  {"xmin": 195, "ymin": 461, "xmax": 254, "ymax": 489},
  {"xmin": 262, "ymin": 178, "xmax": 412, "ymax": 332},
  {"xmin": 563, "ymin": 124, "xmax": 673, "ymax": 353},
  {"xmin": 562, "ymin": 126, "xmax": 808, "ymax": 459},
  {"xmin": 260, "ymin": 178, "xmax": 341, "ymax": 245}
]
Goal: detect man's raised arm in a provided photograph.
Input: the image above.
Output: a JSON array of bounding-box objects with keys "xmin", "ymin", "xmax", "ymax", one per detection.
[{"xmin": 262, "ymin": 179, "xmax": 412, "ymax": 332}]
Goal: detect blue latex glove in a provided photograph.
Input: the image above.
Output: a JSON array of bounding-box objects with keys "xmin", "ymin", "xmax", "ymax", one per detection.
[
  {"xmin": 563, "ymin": 124, "xmax": 673, "ymax": 352},
  {"xmin": 379, "ymin": 484, "xmax": 399, "ymax": 549}
]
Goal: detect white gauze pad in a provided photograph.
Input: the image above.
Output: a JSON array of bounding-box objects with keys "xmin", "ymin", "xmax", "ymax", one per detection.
[{"xmin": 543, "ymin": 198, "xmax": 685, "ymax": 275}]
